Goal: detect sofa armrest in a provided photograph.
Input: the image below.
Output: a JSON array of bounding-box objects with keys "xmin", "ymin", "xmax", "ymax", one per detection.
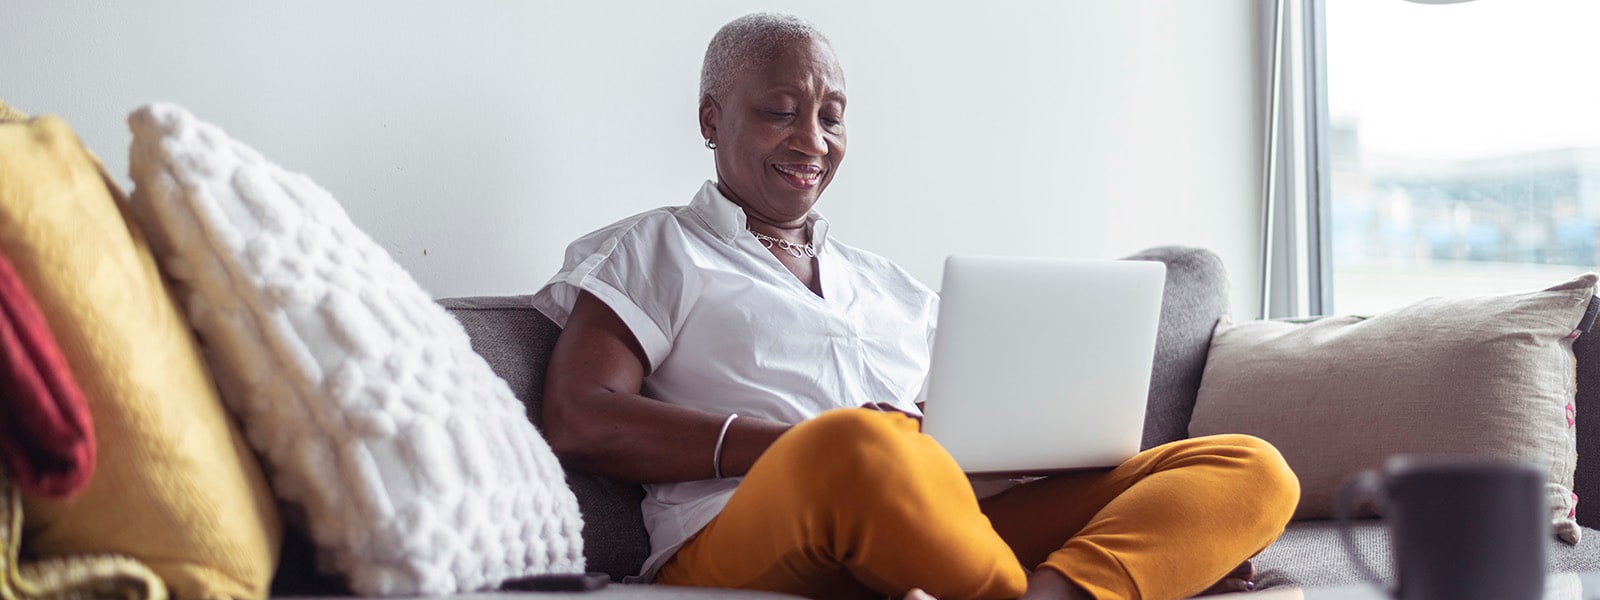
[{"xmin": 1574, "ymin": 332, "xmax": 1600, "ymax": 529}]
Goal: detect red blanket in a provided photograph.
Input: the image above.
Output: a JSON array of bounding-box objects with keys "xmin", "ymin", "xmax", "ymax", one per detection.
[{"xmin": 0, "ymin": 251, "xmax": 93, "ymax": 497}]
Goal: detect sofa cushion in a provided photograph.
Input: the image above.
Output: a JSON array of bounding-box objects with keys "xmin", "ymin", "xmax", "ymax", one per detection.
[
  {"xmin": 1191, "ymin": 274, "xmax": 1596, "ymax": 544},
  {"xmin": 0, "ymin": 106, "xmax": 280, "ymax": 599},
  {"xmin": 1121, "ymin": 246, "xmax": 1231, "ymax": 450},
  {"xmin": 440, "ymin": 296, "xmax": 651, "ymax": 581},
  {"xmin": 126, "ymin": 103, "xmax": 584, "ymax": 595},
  {"xmin": 1253, "ymin": 520, "xmax": 1600, "ymax": 591}
]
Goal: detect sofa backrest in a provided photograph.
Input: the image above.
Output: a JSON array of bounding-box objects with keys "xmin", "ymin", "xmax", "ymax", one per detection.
[{"xmin": 1122, "ymin": 246, "xmax": 1233, "ymax": 449}]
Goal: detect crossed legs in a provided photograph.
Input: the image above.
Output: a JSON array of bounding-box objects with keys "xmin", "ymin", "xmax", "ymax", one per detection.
[
  {"xmin": 979, "ymin": 431, "xmax": 1298, "ymax": 598},
  {"xmin": 656, "ymin": 409, "xmax": 1299, "ymax": 599}
]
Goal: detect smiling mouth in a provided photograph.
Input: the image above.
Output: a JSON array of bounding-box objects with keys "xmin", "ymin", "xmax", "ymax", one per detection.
[{"xmin": 773, "ymin": 164, "xmax": 822, "ymax": 189}]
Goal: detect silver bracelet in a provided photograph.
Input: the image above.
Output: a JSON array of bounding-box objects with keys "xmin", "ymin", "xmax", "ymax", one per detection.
[{"xmin": 713, "ymin": 413, "xmax": 740, "ymax": 479}]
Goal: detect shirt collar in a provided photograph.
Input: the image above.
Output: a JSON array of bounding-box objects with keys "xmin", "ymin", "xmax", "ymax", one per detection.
[{"xmin": 689, "ymin": 180, "xmax": 830, "ymax": 252}]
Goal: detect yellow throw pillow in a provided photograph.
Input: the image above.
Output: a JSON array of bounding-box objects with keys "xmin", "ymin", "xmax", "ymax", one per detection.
[
  {"xmin": 0, "ymin": 106, "xmax": 282, "ymax": 600},
  {"xmin": 0, "ymin": 100, "xmax": 25, "ymax": 122}
]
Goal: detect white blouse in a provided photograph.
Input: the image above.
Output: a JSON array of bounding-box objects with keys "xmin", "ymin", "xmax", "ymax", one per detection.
[{"xmin": 532, "ymin": 180, "xmax": 939, "ymax": 581}]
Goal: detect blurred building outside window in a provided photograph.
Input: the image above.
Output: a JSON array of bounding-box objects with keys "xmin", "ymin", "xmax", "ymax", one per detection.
[{"xmin": 1325, "ymin": 0, "xmax": 1599, "ymax": 315}]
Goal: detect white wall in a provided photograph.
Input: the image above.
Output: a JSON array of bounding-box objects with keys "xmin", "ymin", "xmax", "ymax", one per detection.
[{"xmin": 2, "ymin": 1, "xmax": 1265, "ymax": 317}]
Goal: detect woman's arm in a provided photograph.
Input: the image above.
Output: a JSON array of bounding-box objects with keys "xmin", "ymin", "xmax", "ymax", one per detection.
[{"xmin": 541, "ymin": 291, "xmax": 791, "ymax": 484}]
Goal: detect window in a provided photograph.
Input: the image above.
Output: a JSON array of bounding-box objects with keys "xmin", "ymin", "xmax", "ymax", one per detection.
[{"xmin": 1309, "ymin": 0, "xmax": 1599, "ymax": 315}]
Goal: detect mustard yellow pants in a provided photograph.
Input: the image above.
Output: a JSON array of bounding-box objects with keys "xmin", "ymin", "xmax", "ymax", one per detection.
[{"xmin": 657, "ymin": 409, "xmax": 1298, "ymax": 600}]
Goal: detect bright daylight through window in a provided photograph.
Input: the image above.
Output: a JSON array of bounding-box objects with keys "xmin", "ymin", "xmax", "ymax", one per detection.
[{"xmin": 1325, "ymin": 0, "xmax": 1600, "ymax": 315}]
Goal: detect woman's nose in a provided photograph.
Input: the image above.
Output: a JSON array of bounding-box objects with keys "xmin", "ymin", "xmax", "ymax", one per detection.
[{"xmin": 788, "ymin": 116, "xmax": 828, "ymax": 156}]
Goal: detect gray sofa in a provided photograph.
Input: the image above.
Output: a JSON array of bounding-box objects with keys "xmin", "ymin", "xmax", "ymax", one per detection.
[{"xmin": 274, "ymin": 246, "xmax": 1600, "ymax": 598}]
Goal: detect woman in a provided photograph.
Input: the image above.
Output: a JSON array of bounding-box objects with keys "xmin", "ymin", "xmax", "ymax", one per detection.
[{"xmin": 532, "ymin": 12, "xmax": 1298, "ymax": 600}]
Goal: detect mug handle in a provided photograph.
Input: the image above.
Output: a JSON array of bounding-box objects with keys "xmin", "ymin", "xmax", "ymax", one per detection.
[{"xmin": 1335, "ymin": 469, "xmax": 1389, "ymax": 589}]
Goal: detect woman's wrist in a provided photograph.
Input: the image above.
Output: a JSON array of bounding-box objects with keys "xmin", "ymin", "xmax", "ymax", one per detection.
[{"xmin": 712, "ymin": 416, "xmax": 790, "ymax": 479}]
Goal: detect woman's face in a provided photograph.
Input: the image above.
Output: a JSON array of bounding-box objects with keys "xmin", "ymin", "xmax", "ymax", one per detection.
[{"xmin": 700, "ymin": 38, "xmax": 847, "ymax": 229}]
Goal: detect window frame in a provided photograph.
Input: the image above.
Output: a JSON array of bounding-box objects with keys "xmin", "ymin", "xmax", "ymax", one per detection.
[
  {"xmin": 1263, "ymin": 0, "xmax": 1332, "ymax": 318},
  {"xmin": 1304, "ymin": 0, "xmax": 1332, "ymax": 317}
]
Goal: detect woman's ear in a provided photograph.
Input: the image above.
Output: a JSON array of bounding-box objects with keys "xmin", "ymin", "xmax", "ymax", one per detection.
[{"xmin": 698, "ymin": 96, "xmax": 718, "ymax": 142}]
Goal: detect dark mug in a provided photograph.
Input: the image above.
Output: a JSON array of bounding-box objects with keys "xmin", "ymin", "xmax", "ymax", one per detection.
[{"xmin": 1335, "ymin": 456, "xmax": 1547, "ymax": 600}]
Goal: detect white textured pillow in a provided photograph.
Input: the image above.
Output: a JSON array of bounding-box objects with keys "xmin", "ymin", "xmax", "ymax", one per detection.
[
  {"xmin": 1191, "ymin": 274, "xmax": 1596, "ymax": 545},
  {"xmin": 125, "ymin": 103, "xmax": 585, "ymax": 596}
]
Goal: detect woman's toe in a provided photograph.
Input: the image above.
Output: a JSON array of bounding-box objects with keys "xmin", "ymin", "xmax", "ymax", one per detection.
[
  {"xmin": 1197, "ymin": 577, "xmax": 1254, "ymax": 595},
  {"xmin": 1196, "ymin": 561, "xmax": 1257, "ymax": 596}
]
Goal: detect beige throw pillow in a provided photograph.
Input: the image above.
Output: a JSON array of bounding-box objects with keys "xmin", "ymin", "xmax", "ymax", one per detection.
[{"xmin": 1190, "ymin": 274, "xmax": 1597, "ymax": 544}]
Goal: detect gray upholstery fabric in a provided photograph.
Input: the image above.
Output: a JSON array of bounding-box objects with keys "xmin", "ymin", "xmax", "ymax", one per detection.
[
  {"xmin": 1122, "ymin": 246, "xmax": 1231, "ymax": 449},
  {"xmin": 1576, "ymin": 329, "xmax": 1600, "ymax": 529},
  {"xmin": 1254, "ymin": 520, "xmax": 1600, "ymax": 590},
  {"xmin": 441, "ymin": 296, "xmax": 651, "ymax": 582}
]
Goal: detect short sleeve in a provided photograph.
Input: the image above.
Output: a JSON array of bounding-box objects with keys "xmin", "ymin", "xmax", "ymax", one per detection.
[{"xmin": 532, "ymin": 213, "xmax": 695, "ymax": 371}]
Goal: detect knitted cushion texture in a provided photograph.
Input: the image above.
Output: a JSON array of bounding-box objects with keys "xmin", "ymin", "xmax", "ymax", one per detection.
[
  {"xmin": 0, "ymin": 104, "xmax": 281, "ymax": 600},
  {"xmin": 439, "ymin": 296, "xmax": 651, "ymax": 581},
  {"xmin": 125, "ymin": 103, "xmax": 584, "ymax": 596}
]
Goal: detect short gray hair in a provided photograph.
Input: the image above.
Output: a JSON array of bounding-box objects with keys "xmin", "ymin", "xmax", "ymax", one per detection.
[{"xmin": 699, "ymin": 12, "xmax": 834, "ymax": 101}]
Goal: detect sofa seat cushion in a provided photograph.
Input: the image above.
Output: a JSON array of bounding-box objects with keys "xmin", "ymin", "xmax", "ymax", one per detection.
[{"xmin": 1253, "ymin": 520, "xmax": 1600, "ymax": 591}]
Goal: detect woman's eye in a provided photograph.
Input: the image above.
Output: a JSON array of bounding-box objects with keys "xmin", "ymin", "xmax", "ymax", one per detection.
[{"xmin": 767, "ymin": 111, "xmax": 796, "ymax": 119}]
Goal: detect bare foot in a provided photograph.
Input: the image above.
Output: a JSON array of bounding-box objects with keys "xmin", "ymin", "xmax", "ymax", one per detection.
[{"xmin": 1195, "ymin": 561, "xmax": 1257, "ymax": 596}]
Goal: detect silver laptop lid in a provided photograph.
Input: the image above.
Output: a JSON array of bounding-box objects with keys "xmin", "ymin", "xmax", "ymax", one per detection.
[{"xmin": 919, "ymin": 255, "xmax": 1165, "ymax": 474}]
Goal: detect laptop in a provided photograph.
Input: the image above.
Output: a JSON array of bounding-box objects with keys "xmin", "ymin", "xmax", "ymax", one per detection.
[{"xmin": 918, "ymin": 255, "xmax": 1166, "ymax": 474}]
